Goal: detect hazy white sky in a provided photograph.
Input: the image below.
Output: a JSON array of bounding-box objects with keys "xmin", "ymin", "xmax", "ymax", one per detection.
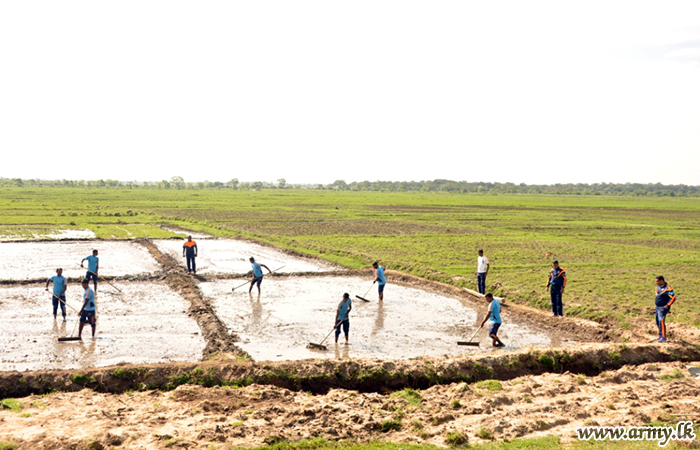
[{"xmin": 1, "ymin": 1, "xmax": 699, "ymax": 185}]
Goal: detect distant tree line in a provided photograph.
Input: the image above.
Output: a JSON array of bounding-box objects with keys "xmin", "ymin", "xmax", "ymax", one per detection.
[{"xmin": 0, "ymin": 177, "xmax": 698, "ymax": 196}]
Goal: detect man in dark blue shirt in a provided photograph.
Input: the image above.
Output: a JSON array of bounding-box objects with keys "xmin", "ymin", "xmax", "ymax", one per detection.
[
  {"xmin": 182, "ymin": 235, "xmax": 198, "ymax": 274},
  {"xmin": 545, "ymin": 261, "xmax": 566, "ymax": 317},
  {"xmin": 654, "ymin": 275, "xmax": 676, "ymax": 342}
]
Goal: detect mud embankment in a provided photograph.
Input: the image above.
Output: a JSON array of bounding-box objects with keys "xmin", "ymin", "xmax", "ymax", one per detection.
[
  {"xmin": 2, "ymin": 342, "xmax": 699, "ymax": 400},
  {"xmin": 136, "ymin": 239, "xmax": 248, "ymax": 360}
]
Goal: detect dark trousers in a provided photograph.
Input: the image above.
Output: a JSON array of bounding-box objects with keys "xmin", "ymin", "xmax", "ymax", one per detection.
[
  {"xmin": 186, "ymin": 255, "xmax": 196, "ymax": 273},
  {"xmin": 52, "ymin": 295, "xmax": 66, "ymax": 317},
  {"xmin": 550, "ymin": 289, "xmax": 563, "ymax": 316},
  {"xmin": 477, "ymin": 272, "xmax": 487, "ymax": 294}
]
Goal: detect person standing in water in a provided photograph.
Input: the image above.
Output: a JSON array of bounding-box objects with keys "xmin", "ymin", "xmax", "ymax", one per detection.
[
  {"xmin": 334, "ymin": 293, "xmax": 352, "ymax": 345},
  {"xmin": 81, "ymin": 249, "xmax": 99, "ymax": 292},
  {"xmin": 479, "ymin": 293, "xmax": 505, "ymax": 347},
  {"xmin": 78, "ymin": 279, "xmax": 97, "ymax": 339},
  {"xmin": 248, "ymin": 257, "xmax": 271, "ymax": 294},
  {"xmin": 372, "ymin": 261, "xmax": 386, "ymax": 301},
  {"xmin": 45, "ymin": 268, "xmax": 67, "ymax": 320}
]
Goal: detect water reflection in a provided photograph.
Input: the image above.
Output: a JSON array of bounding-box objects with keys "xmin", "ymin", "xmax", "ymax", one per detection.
[
  {"xmin": 334, "ymin": 342, "xmax": 350, "ymax": 359},
  {"xmin": 371, "ymin": 301, "xmax": 384, "ymax": 336}
]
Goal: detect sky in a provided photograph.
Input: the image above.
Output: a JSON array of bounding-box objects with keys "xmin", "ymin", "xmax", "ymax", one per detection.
[{"xmin": 1, "ymin": 1, "xmax": 699, "ymax": 186}]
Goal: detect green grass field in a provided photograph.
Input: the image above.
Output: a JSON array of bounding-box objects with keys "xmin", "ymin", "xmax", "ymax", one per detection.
[{"xmin": 1, "ymin": 187, "xmax": 698, "ymax": 328}]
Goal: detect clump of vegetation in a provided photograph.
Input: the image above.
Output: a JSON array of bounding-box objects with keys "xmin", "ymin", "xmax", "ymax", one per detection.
[
  {"xmin": 478, "ymin": 428, "xmax": 495, "ymax": 440},
  {"xmin": 445, "ymin": 431, "xmax": 468, "ymax": 447},
  {"xmin": 380, "ymin": 419, "xmax": 402, "ymax": 432},
  {"xmin": 659, "ymin": 369, "xmax": 685, "ymax": 381},
  {"xmin": 0, "ymin": 399, "xmax": 22, "ymax": 413},
  {"xmin": 70, "ymin": 373, "xmax": 96, "ymax": 385},
  {"xmin": 0, "ymin": 442, "xmax": 20, "ymax": 450},
  {"xmin": 475, "ymin": 380, "xmax": 503, "ymax": 391},
  {"xmin": 450, "ymin": 399, "xmax": 461, "ymax": 409},
  {"xmin": 391, "ymin": 388, "xmax": 421, "ymax": 407},
  {"xmin": 523, "ymin": 396, "xmax": 533, "ymax": 403}
]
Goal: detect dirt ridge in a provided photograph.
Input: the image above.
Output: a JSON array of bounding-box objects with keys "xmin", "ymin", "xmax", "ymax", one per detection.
[
  {"xmin": 2, "ymin": 342, "xmax": 699, "ymax": 400},
  {"xmin": 135, "ymin": 239, "xmax": 248, "ymax": 360}
]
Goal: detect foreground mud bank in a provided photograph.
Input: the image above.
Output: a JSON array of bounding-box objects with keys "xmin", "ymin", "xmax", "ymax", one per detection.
[
  {"xmin": 2, "ymin": 355, "xmax": 700, "ymax": 450},
  {"xmin": 1, "ymin": 342, "xmax": 698, "ymax": 400}
]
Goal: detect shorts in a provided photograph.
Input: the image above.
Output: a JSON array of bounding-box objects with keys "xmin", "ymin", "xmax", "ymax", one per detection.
[
  {"xmin": 80, "ymin": 310, "xmax": 96, "ymax": 326},
  {"xmin": 378, "ymin": 283, "xmax": 385, "ymax": 294},
  {"xmin": 85, "ymin": 271, "xmax": 98, "ymax": 283},
  {"xmin": 251, "ymin": 277, "xmax": 263, "ymax": 288},
  {"xmin": 488, "ymin": 322, "xmax": 501, "ymax": 338}
]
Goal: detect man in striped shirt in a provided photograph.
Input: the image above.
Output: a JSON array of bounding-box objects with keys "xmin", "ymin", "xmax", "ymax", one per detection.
[{"xmin": 654, "ymin": 276, "xmax": 676, "ymax": 343}]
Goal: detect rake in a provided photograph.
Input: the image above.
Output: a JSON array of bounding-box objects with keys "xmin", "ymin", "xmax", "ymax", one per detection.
[
  {"xmin": 82, "ymin": 266, "xmax": 122, "ymax": 293},
  {"xmin": 51, "ymin": 293, "xmax": 82, "ymax": 341},
  {"xmin": 354, "ymin": 282, "xmax": 373, "ymax": 302},
  {"xmin": 231, "ymin": 265, "xmax": 286, "ymax": 292},
  {"xmin": 307, "ymin": 319, "xmax": 343, "ymax": 351},
  {"xmin": 457, "ymin": 325, "xmax": 482, "ymax": 347}
]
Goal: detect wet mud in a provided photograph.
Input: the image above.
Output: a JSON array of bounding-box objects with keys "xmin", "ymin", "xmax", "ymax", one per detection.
[
  {"xmin": 200, "ymin": 276, "xmax": 575, "ymax": 362},
  {"xmin": 0, "ymin": 240, "xmax": 161, "ymax": 281},
  {"xmin": 0, "ymin": 283, "xmax": 205, "ymax": 371},
  {"xmin": 153, "ymin": 238, "xmax": 339, "ymax": 276}
]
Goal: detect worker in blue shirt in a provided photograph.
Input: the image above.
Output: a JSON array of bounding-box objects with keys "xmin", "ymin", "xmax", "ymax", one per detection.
[
  {"xmin": 248, "ymin": 257, "xmax": 271, "ymax": 294},
  {"xmin": 479, "ymin": 293, "xmax": 504, "ymax": 347},
  {"xmin": 654, "ymin": 275, "xmax": 676, "ymax": 342},
  {"xmin": 334, "ymin": 293, "xmax": 352, "ymax": 344},
  {"xmin": 545, "ymin": 261, "xmax": 566, "ymax": 317},
  {"xmin": 45, "ymin": 268, "xmax": 67, "ymax": 320},
  {"xmin": 372, "ymin": 261, "xmax": 386, "ymax": 301},
  {"xmin": 81, "ymin": 249, "xmax": 99, "ymax": 292},
  {"xmin": 78, "ymin": 279, "xmax": 97, "ymax": 339}
]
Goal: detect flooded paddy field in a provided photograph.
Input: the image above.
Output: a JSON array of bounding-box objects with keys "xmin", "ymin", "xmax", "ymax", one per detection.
[
  {"xmin": 0, "ymin": 282, "xmax": 204, "ymax": 372},
  {"xmin": 200, "ymin": 276, "xmax": 573, "ymax": 362},
  {"xmin": 0, "ymin": 240, "xmax": 161, "ymax": 281},
  {"xmin": 154, "ymin": 238, "xmax": 339, "ymax": 275}
]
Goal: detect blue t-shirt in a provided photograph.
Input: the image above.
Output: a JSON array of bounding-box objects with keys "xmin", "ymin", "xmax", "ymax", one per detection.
[
  {"xmin": 252, "ymin": 263, "xmax": 263, "ymax": 278},
  {"xmin": 489, "ymin": 299, "xmax": 502, "ymax": 324},
  {"xmin": 83, "ymin": 287, "xmax": 96, "ymax": 311},
  {"xmin": 85, "ymin": 255, "xmax": 99, "ymax": 273},
  {"xmin": 50, "ymin": 275, "xmax": 67, "ymax": 296},
  {"xmin": 337, "ymin": 299, "xmax": 352, "ymax": 321},
  {"xmin": 376, "ymin": 267, "xmax": 386, "ymax": 285}
]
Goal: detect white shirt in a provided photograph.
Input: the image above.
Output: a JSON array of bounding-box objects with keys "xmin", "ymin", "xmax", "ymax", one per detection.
[{"xmin": 477, "ymin": 256, "xmax": 489, "ymax": 273}]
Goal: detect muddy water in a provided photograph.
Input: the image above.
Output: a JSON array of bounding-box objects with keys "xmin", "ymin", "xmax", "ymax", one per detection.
[
  {"xmin": 154, "ymin": 239, "xmax": 338, "ymax": 275},
  {"xmin": 200, "ymin": 276, "xmax": 573, "ymax": 362},
  {"xmin": 0, "ymin": 283, "xmax": 204, "ymax": 372},
  {"xmin": 0, "ymin": 241, "xmax": 161, "ymax": 281}
]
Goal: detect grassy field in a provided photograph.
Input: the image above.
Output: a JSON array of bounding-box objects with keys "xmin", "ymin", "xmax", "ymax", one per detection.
[{"xmin": 1, "ymin": 187, "xmax": 699, "ymax": 328}]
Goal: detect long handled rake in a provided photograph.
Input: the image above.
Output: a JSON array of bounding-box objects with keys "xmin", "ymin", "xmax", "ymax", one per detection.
[
  {"xmin": 307, "ymin": 319, "xmax": 343, "ymax": 351},
  {"xmin": 457, "ymin": 325, "xmax": 482, "ymax": 347},
  {"xmin": 52, "ymin": 294, "xmax": 82, "ymax": 342},
  {"xmin": 231, "ymin": 265, "xmax": 286, "ymax": 292},
  {"xmin": 82, "ymin": 266, "xmax": 122, "ymax": 293},
  {"xmin": 355, "ymin": 282, "xmax": 374, "ymax": 302}
]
